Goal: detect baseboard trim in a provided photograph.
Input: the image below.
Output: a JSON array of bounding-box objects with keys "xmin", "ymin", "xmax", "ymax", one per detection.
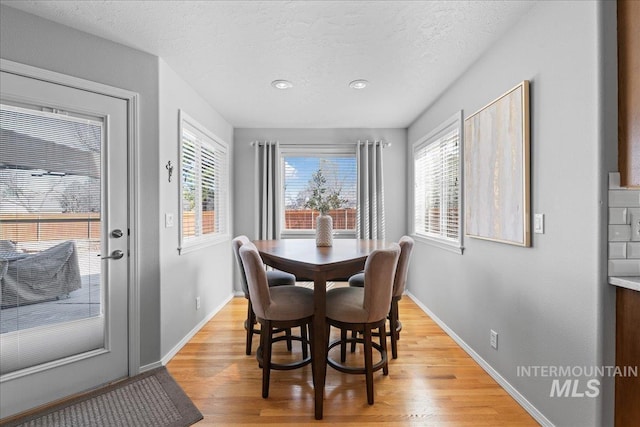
[
  {"xmin": 159, "ymin": 293, "xmax": 235, "ymax": 367},
  {"xmin": 139, "ymin": 361, "xmax": 163, "ymax": 373},
  {"xmin": 406, "ymin": 291, "xmax": 554, "ymax": 427}
]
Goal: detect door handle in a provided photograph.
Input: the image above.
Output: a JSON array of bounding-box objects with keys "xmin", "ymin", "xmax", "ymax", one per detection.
[
  {"xmin": 111, "ymin": 229, "xmax": 124, "ymax": 238},
  {"xmin": 101, "ymin": 249, "xmax": 125, "ymax": 260}
]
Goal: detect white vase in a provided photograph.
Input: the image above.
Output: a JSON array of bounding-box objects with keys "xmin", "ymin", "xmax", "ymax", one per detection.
[{"xmin": 316, "ymin": 214, "xmax": 333, "ymax": 247}]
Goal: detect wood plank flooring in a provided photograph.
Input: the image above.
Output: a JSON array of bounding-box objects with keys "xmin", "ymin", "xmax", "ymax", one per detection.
[{"xmin": 167, "ymin": 295, "xmax": 538, "ymax": 426}]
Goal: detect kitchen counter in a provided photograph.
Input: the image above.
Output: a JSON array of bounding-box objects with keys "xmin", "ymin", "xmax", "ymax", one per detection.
[{"xmin": 609, "ymin": 276, "xmax": 640, "ymax": 292}]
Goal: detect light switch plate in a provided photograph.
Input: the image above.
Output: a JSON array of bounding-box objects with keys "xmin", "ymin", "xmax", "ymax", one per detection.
[
  {"xmin": 165, "ymin": 213, "xmax": 174, "ymax": 228},
  {"xmin": 534, "ymin": 213, "xmax": 544, "ymax": 234}
]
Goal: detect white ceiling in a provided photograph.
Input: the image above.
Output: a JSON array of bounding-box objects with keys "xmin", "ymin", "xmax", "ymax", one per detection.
[{"xmin": 3, "ymin": 1, "xmax": 536, "ymax": 128}]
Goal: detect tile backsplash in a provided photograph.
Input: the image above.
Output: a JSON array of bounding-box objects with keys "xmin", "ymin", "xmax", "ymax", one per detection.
[{"xmin": 608, "ymin": 172, "xmax": 640, "ymax": 276}]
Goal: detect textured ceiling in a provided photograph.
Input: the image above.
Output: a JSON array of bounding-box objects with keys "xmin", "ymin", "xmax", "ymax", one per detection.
[{"xmin": 2, "ymin": 1, "xmax": 536, "ymax": 128}]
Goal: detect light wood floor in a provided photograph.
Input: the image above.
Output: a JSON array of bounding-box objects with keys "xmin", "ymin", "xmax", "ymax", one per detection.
[{"xmin": 167, "ymin": 295, "xmax": 539, "ymax": 426}]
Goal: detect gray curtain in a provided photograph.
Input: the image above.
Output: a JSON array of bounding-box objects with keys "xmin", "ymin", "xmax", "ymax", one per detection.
[
  {"xmin": 254, "ymin": 140, "xmax": 280, "ymax": 240},
  {"xmin": 356, "ymin": 140, "xmax": 386, "ymax": 240}
]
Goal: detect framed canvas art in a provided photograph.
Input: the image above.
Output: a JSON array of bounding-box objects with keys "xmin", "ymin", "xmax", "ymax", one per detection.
[{"xmin": 464, "ymin": 80, "xmax": 530, "ymax": 247}]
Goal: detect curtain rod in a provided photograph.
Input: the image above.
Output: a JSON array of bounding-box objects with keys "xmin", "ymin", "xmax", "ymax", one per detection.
[{"xmin": 249, "ymin": 140, "xmax": 391, "ymax": 147}]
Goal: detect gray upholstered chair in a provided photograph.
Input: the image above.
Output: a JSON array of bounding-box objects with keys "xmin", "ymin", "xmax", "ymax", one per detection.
[
  {"xmin": 348, "ymin": 236, "xmax": 414, "ymax": 358},
  {"xmin": 325, "ymin": 244, "xmax": 400, "ymax": 405},
  {"xmin": 232, "ymin": 235, "xmax": 297, "ymax": 355},
  {"xmin": 239, "ymin": 242, "xmax": 314, "ymax": 398}
]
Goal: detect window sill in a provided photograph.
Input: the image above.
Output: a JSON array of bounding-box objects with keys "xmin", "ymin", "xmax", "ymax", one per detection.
[
  {"xmin": 411, "ymin": 233, "xmax": 464, "ymax": 255},
  {"xmin": 280, "ymin": 230, "xmax": 357, "ymax": 239},
  {"xmin": 178, "ymin": 233, "xmax": 230, "ymax": 255}
]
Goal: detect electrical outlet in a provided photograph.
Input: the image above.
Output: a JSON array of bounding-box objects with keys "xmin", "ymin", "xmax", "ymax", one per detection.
[
  {"xmin": 196, "ymin": 296, "xmax": 201, "ymax": 310},
  {"xmin": 490, "ymin": 330, "xmax": 498, "ymax": 349}
]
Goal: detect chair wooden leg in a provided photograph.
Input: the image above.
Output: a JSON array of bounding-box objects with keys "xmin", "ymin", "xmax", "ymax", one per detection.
[
  {"xmin": 246, "ymin": 299, "xmax": 255, "ymax": 355},
  {"xmin": 308, "ymin": 322, "xmax": 313, "ymax": 352},
  {"xmin": 257, "ymin": 317, "xmax": 266, "ymax": 368},
  {"xmin": 389, "ymin": 300, "xmax": 399, "ymax": 359},
  {"xmin": 340, "ymin": 328, "xmax": 348, "ymax": 362},
  {"xmin": 301, "ymin": 324, "xmax": 308, "ymax": 359},
  {"xmin": 262, "ymin": 320, "xmax": 272, "ymax": 398},
  {"xmin": 380, "ymin": 323, "xmax": 389, "ymax": 376},
  {"xmin": 323, "ymin": 321, "xmax": 332, "ymax": 389},
  {"xmin": 364, "ymin": 325, "xmax": 374, "ymax": 405},
  {"xmin": 285, "ymin": 328, "xmax": 292, "ymax": 351},
  {"xmin": 350, "ymin": 330, "xmax": 357, "ymax": 353},
  {"xmin": 308, "ymin": 322, "xmax": 315, "ymax": 387}
]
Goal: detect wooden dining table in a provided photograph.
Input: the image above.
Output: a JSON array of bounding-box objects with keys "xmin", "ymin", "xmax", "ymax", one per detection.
[{"xmin": 252, "ymin": 238, "xmax": 396, "ymax": 420}]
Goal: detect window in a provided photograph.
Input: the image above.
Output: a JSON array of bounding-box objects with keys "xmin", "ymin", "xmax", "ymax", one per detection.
[
  {"xmin": 412, "ymin": 111, "xmax": 463, "ymax": 253},
  {"xmin": 179, "ymin": 111, "xmax": 229, "ymax": 252},
  {"xmin": 280, "ymin": 147, "xmax": 357, "ymax": 236}
]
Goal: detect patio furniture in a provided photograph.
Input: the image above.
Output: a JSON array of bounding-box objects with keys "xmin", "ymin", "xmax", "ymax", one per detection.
[{"xmin": 0, "ymin": 240, "xmax": 82, "ymax": 308}]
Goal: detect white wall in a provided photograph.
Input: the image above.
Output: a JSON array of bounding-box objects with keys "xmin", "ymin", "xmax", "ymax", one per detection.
[
  {"xmin": 0, "ymin": 4, "xmax": 162, "ymax": 367},
  {"xmin": 1, "ymin": 1, "xmax": 621, "ymax": 424},
  {"xmin": 0, "ymin": 5, "xmax": 237, "ymax": 370},
  {"xmin": 233, "ymin": 128, "xmax": 407, "ymax": 291},
  {"xmin": 158, "ymin": 59, "xmax": 234, "ymax": 358},
  {"xmin": 407, "ymin": 1, "xmax": 616, "ymax": 426}
]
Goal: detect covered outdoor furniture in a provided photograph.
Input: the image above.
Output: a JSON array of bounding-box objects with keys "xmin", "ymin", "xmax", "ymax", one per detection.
[{"xmin": 0, "ymin": 240, "xmax": 82, "ymax": 308}]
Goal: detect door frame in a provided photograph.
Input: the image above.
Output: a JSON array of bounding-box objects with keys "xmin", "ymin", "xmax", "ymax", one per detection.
[{"xmin": 0, "ymin": 58, "xmax": 141, "ymax": 378}]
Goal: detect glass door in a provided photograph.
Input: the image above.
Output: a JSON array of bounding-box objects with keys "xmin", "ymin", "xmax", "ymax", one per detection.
[{"xmin": 0, "ymin": 70, "xmax": 129, "ymax": 417}]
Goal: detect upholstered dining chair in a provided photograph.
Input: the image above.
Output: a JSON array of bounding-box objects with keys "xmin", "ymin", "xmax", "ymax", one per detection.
[
  {"xmin": 325, "ymin": 244, "xmax": 400, "ymax": 405},
  {"xmin": 232, "ymin": 235, "xmax": 297, "ymax": 355},
  {"xmin": 239, "ymin": 242, "xmax": 314, "ymax": 398},
  {"xmin": 348, "ymin": 235, "xmax": 414, "ymax": 359}
]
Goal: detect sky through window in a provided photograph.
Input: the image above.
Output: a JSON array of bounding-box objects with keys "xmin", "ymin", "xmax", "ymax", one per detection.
[{"xmin": 283, "ymin": 156, "xmax": 357, "ymax": 210}]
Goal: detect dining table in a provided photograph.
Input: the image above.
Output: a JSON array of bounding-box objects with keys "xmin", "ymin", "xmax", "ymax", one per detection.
[{"xmin": 252, "ymin": 238, "xmax": 396, "ymax": 420}]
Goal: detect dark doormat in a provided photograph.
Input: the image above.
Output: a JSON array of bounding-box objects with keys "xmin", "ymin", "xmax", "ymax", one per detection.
[{"xmin": 1, "ymin": 367, "xmax": 202, "ymax": 427}]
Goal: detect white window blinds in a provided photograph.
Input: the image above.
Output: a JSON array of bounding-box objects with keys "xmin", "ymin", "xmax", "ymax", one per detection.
[
  {"xmin": 0, "ymin": 102, "xmax": 104, "ymax": 374},
  {"xmin": 413, "ymin": 112, "xmax": 462, "ymax": 249},
  {"xmin": 179, "ymin": 112, "xmax": 228, "ymax": 252}
]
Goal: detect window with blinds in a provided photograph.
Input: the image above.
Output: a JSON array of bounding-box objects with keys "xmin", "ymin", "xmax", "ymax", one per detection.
[
  {"xmin": 413, "ymin": 112, "xmax": 462, "ymax": 252},
  {"xmin": 1, "ymin": 102, "xmax": 104, "ymax": 372},
  {"xmin": 280, "ymin": 148, "xmax": 357, "ymax": 234},
  {"xmin": 179, "ymin": 111, "xmax": 229, "ymax": 252}
]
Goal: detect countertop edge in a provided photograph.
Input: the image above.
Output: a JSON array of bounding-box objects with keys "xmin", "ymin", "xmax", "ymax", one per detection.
[{"xmin": 609, "ymin": 276, "xmax": 640, "ymax": 292}]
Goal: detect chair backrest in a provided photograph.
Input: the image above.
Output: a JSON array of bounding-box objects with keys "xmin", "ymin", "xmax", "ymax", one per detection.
[
  {"xmin": 363, "ymin": 244, "xmax": 400, "ymax": 323},
  {"xmin": 239, "ymin": 243, "xmax": 272, "ymax": 320},
  {"xmin": 231, "ymin": 235, "xmax": 252, "ymax": 297},
  {"xmin": 393, "ymin": 236, "xmax": 415, "ymax": 298}
]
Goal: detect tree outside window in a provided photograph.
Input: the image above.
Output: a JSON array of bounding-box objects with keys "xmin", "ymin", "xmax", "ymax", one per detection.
[{"xmin": 282, "ymin": 156, "xmax": 356, "ymax": 231}]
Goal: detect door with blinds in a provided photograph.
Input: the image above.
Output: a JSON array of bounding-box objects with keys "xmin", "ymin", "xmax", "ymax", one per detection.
[{"xmin": 0, "ymin": 69, "xmax": 129, "ymax": 417}]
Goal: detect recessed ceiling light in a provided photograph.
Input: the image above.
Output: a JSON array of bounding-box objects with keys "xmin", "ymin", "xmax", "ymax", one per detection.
[
  {"xmin": 271, "ymin": 79, "xmax": 293, "ymax": 90},
  {"xmin": 349, "ymin": 79, "xmax": 369, "ymax": 89}
]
